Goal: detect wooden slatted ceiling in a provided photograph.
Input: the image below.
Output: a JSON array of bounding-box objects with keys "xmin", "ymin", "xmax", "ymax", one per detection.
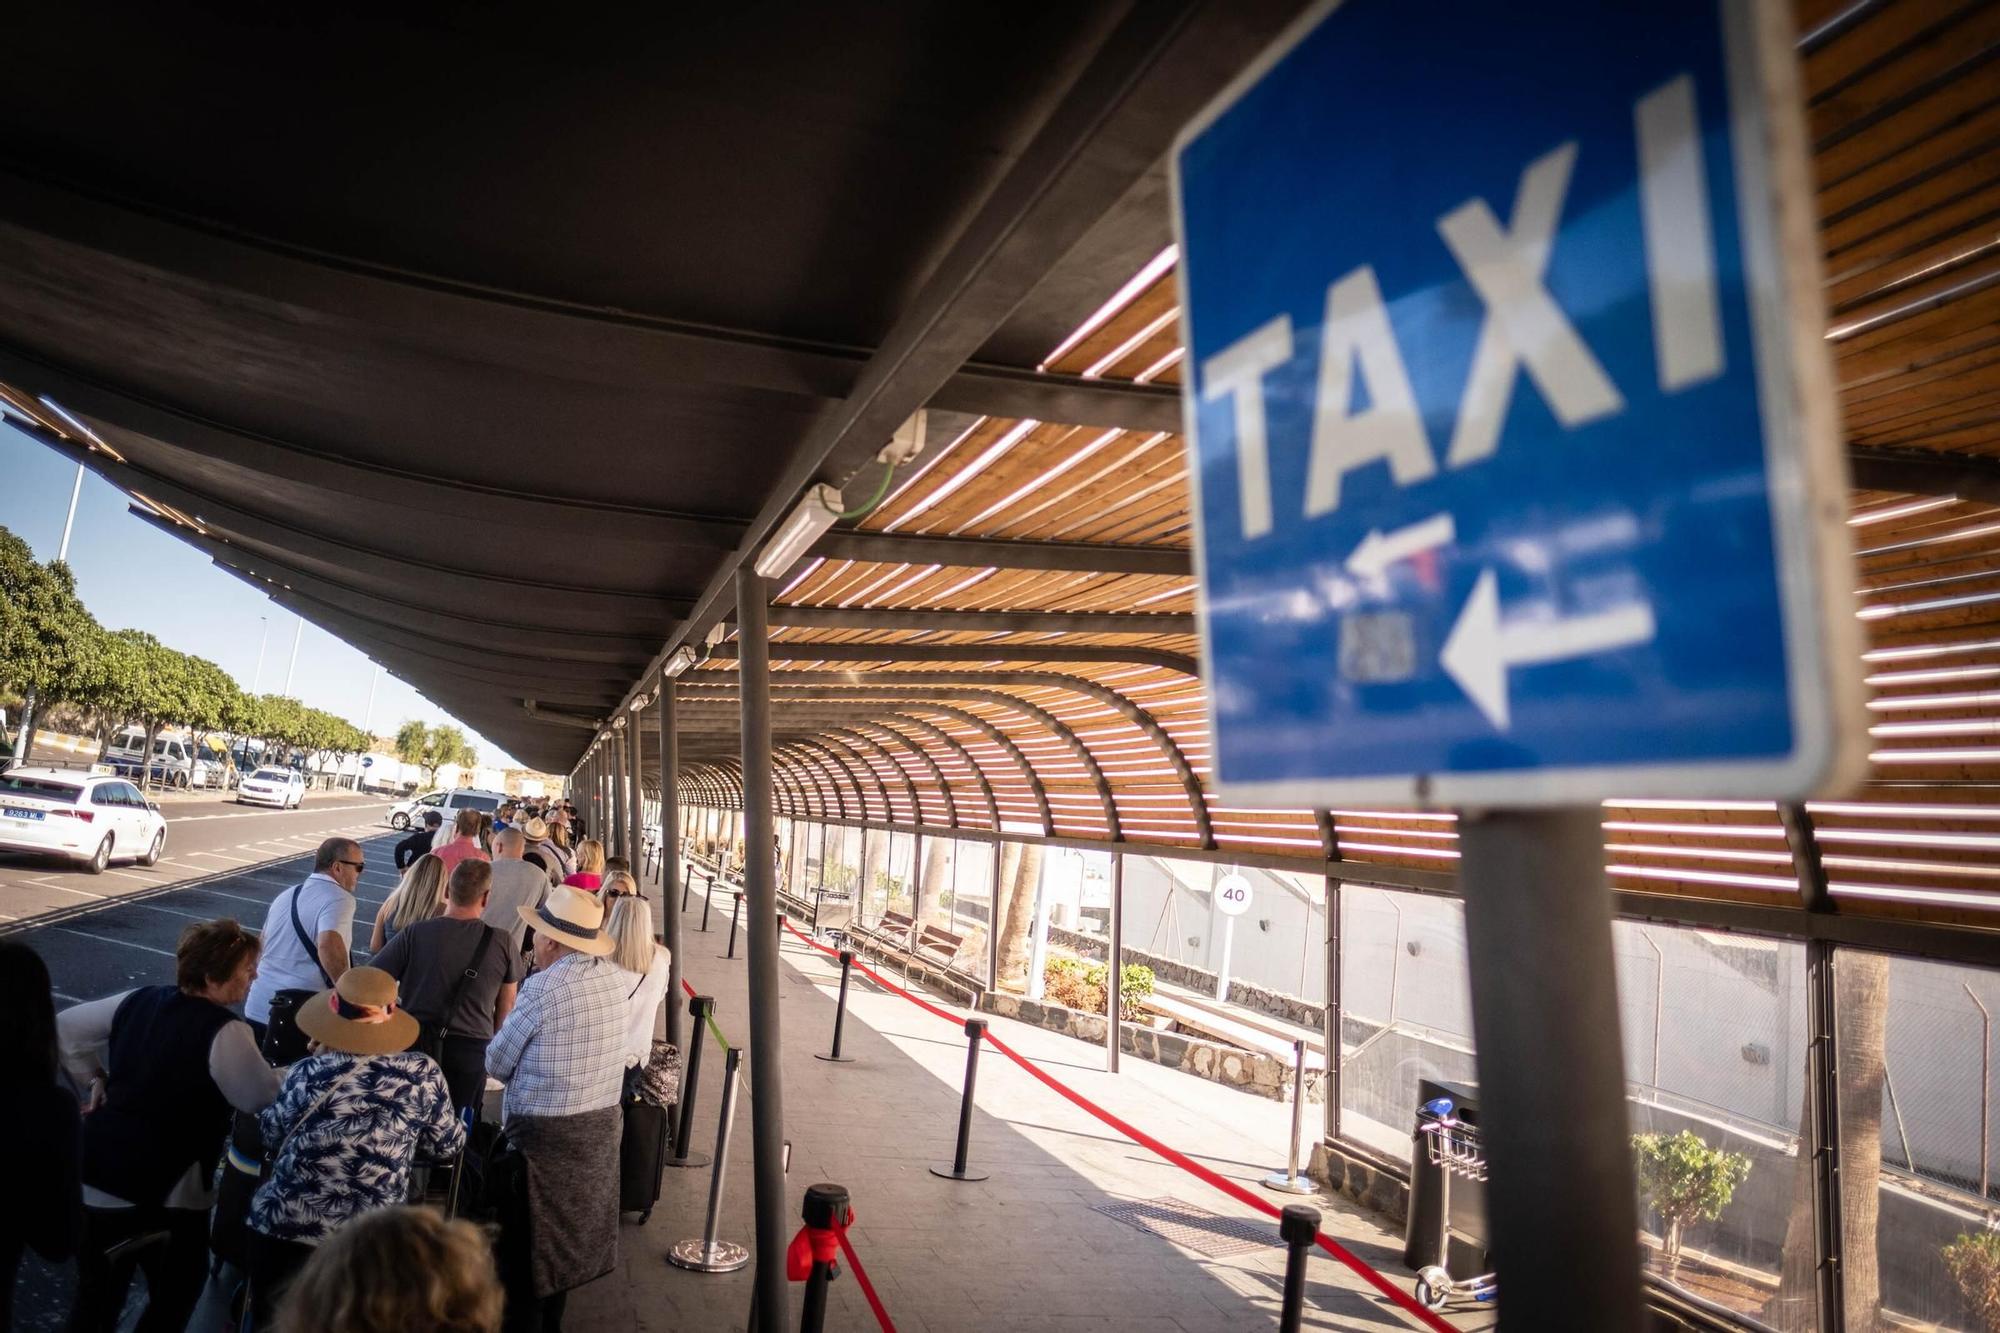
[
  {"xmin": 680, "ymin": 0, "xmax": 2000, "ymax": 925},
  {"xmin": 1807, "ymin": 0, "xmax": 2000, "ymax": 466}
]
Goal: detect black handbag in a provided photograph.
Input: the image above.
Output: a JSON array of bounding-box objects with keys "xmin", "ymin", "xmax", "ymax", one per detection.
[{"xmin": 455, "ymin": 1120, "xmax": 527, "ymax": 1222}]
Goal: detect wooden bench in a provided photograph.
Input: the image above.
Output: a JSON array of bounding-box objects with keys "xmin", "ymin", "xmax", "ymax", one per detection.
[
  {"xmin": 850, "ymin": 910, "xmax": 967, "ymax": 981},
  {"xmin": 913, "ymin": 922, "xmax": 966, "ymax": 972}
]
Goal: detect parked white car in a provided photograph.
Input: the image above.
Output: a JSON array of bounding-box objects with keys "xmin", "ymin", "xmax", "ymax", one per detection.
[
  {"xmin": 236, "ymin": 767, "xmax": 307, "ymax": 809},
  {"xmin": 0, "ymin": 767, "xmax": 166, "ymax": 873},
  {"xmin": 387, "ymin": 788, "xmax": 506, "ymax": 831}
]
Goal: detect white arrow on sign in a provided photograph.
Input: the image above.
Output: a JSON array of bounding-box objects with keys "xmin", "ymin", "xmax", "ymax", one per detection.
[
  {"xmin": 1345, "ymin": 513, "xmax": 1456, "ymax": 580},
  {"xmin": 1442, "ymin": 568, "xmax": 1657, "ymax": 730}
]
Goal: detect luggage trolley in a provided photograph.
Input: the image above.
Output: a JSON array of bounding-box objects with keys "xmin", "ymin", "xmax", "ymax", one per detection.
[{"xmin": 1414, "ymin": 1096, "xmax": 1498, "ymax": 1312}]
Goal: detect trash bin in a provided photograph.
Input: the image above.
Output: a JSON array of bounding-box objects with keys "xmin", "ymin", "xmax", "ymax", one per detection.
[{"xmin": 1403, "ymin": 1077, "xmax": 1489, "ymax": 1273}]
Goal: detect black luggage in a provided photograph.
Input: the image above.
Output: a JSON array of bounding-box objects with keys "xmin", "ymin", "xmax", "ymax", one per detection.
[
  {"xmin": 210, "ymin": 1111, "xmax": 264, "ymax": 1271},
  {"xmin": 262, "ymin": 988, "xmax": 314, "ymax": 1067},
  {"xmin": 618, "ymin": 1094, "xmax": 671, "ymax": 1223}
]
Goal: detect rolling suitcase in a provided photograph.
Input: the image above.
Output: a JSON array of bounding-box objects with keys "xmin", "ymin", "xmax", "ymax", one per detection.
[{"xmin": 618, "ymin": 1093, "xmax": 671, "ymax": 1223}]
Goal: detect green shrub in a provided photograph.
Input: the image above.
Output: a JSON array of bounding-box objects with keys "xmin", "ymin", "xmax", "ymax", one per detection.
[
  {"xmin": 1632, "ymin": 1130, "xmax": 1751, "ymax": 1279},
  {"xmin": 1943, "ymin": 1231, "xmax": 2000, "ymax": 1332},
  {"xmin": 1120, "ymin": 963, "xmax": 1156, "ymax": 1013},
  {"xmin": 1039, "ymin": 957, "xmax": 1155, "ymax": 1021}
]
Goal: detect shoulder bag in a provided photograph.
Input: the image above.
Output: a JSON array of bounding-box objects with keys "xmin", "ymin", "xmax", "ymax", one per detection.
[{"xmin": 413, "ymin": 925, "xmax": 497, "ymax": 1063}]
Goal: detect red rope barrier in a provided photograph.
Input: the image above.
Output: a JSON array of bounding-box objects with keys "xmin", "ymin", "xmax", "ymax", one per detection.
[
  {"xmin": 786, "ymin": 1201, "xmax": 896, "ymax": 1330},
  {"xmin": 836, "ymin": 1222, "xmax": 896, "ymax": 1331},
  {"xmin": 779, "ymin": 918, "xmax": 1455, "ymax": 1333}
]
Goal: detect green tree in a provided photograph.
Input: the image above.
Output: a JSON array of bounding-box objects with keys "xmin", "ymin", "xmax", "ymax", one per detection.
[
  {"xmin": 0, "ymin": 527, "xmax": 101, "ymax": 760},
  {"xmin": 103, "ymin": 630, "xmax": 200, "ymax": 791},
  {"xmin": 394, "ymin": 720, "xmax": 475, "ymax": 786},
  {"xmin": 1633, "ymin": 1129, "xmax": 1752, "ymax": 1280}
]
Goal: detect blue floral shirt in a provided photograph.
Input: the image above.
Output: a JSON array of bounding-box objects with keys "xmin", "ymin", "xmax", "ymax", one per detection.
[{"xmin": 250, "ymin": 1049, "xmax": 465, "ymax": 1243}]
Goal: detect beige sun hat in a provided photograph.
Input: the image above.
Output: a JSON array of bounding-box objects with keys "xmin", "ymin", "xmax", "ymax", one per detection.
[
  {"xmin": 296, "ymin": 967, "xmax": 421, "ymax": 1056},
  {"xmin": 521, "ymin": 883, "xmax": 615, "ymax": 956},
  {"xmin": 521, "ymin": 816, "xmax": 551, "ymax": 842}
]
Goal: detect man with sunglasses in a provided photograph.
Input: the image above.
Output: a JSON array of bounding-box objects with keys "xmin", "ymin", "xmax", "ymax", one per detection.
[{"xmin": 244, "ymin": 838, "xmax": 364, "ymax": 1052}]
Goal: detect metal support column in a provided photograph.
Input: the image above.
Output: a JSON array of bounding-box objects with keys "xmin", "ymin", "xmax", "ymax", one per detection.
[
  {"xmin": 1784, "ymin": 802, "xmax": 1845, "ymax": 1333},
  {"xmin": 627, "ymin": 709, "xmax": 646, "ymax": 871},
  {"xmin": 619, "ymin": 734, "xmax": 631, "ymax": 858},
  {"xmin": 736, "ymin": 566, "xmax": 789, "ymax": 1331},
  {"xmin": 1458, "ymin": 810, "xmax": 1642, "ymax": 1332},
  {"xmin": 1106, "ymin": 851, "xmax": 1123, "ymax": 1073},
  {"xmin": 661, "ymin": 682, "xmax": 685, "ymax": 1058},
  {"xmin": 986, "ymin": 850, "xmax": 1000, "ymax": 990},
  {"xmin": 1325, "ymin": 874, "xmax": 1342, "ymax": 1144}
]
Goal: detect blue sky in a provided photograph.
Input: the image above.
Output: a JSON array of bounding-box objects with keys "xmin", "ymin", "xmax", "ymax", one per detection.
[{"xmin": 1, "ymin": 423, "xmax": 525, "ymax": 768}]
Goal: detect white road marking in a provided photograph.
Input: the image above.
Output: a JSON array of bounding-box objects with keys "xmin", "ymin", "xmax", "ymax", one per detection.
[
  {"xmin": 49, "ymin": 927, "xmax": 175, "ymax": 957},
  {"xmin": 166, "ymin": 804, "xmax": 385, "ymax": 823}
]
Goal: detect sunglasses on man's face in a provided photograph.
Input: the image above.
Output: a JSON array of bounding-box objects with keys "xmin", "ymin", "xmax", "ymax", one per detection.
[{"xmin": 338, "ymin": 859, "xmax": 366, "ymax": 872}]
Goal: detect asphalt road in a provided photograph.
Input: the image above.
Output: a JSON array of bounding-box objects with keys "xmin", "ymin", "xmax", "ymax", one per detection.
[
  {"xmin": 1, "ymin": 795, "xmax": 407, "ymax": 1001},
  {"xmin": 4, "ymin": 797, "xmax": 411, "ymax": 1331}
]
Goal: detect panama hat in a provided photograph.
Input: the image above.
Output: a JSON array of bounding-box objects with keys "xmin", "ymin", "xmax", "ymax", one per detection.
[
  {"xmin": 521, "ymin": 816, "xmax": 551, "ymax": 841},
  {"xmin": 522, "ymin": 883, "xmax": 615, "ymax": 956},
  {"xmin": 296, "ymin": 967, "xmax": 421, "ymax": 1055}
]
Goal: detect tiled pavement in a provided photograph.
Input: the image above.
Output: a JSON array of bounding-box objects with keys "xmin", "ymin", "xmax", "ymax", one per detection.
[{"xmin": 570, "ymin": 868, "xmax": 1494, "ymax": 1332}]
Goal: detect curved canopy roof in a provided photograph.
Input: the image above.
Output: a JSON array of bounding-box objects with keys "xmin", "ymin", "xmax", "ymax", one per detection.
[{"xmin": 1, "ymin": 0, "xmax": 1996, "ymax": 932}]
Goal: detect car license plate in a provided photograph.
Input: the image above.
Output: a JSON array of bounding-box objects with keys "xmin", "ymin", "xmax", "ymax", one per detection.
[{"xmin": 3, "ymin": 807, "xmax": 44, "ymax": 821}]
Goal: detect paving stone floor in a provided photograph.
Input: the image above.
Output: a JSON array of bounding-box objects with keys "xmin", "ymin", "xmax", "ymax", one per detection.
[{"xmin": 567, "ymin": 873, "xmax": 1495, "ymax": 1332}]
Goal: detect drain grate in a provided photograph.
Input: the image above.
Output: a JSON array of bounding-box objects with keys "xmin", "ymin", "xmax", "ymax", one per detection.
[{"xmin": 1092, "ymin": 1196, "xmax": 1282, "ymax": 1258}]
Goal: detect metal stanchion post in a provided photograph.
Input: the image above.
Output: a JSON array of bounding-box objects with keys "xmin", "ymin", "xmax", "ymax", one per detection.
[
  {"xmin": 667, "ymin": 995, "xmax": 714, "ymax": 1170},
  {"xmin": 1264, "ymin": 1038, "xmax": 1317, "ymax": 1194},
  {"xmin": 815, "ymin": 951, "xmax": 856, "ymax": 1064},
  {"xmin": 668, "ymin": 1048, "xmax": 749, "ymax": 1273},
  {"xmin": 726, "ymin": 892, "xmax": 743, "ymax": 958},
  {"xmin": 797, "ymin": 1183, "xmax": 850, "ymax": 1333},
  {"xmin": 930, "ymin": 1018, "xmax": 991, "ymax": 1181},
  {"xmin": 683, "ymin": 873, "xmax": 694, "ymax": 915},
  {"xmin": 811, "ymin": 888, "xmax": 822, "ymax": 935},
  {"xmin": 701, "ymin": 874, "xmax": 715, "ymax": 932},
  {"xmin": 1277, "ymin": 1204, "xmax": 1319, "ymax": 1333}
]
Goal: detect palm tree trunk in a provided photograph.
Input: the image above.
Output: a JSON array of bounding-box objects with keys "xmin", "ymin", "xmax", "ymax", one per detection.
[
  {"xmin": 1766, "ymin": 951, "xmax": 1891, "ymax": 1331},
  {"xmin": 997, "ymin": 843, "xmax": 1043, "ymax": 987}
]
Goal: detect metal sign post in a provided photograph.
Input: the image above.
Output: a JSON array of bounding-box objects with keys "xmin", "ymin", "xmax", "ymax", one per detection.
[
  {"xmin": 1174, "ymin": 3, "xmax": 1858, "ymax": 1327},
  {"xmin": 1212, "ymin": 872, "xmax": 1251, "ymax": 1004}
]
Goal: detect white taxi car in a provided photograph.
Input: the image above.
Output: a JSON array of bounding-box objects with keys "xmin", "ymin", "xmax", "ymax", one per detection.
[
  {"xmin": 237, "ymin": 766, "xmax": 307, "ymax": 809},
  {"xmin": 0, "ymin": 767, "xmax": 167, "ymax": 874}
]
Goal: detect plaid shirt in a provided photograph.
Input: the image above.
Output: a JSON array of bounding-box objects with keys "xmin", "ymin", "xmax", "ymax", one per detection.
[{"xmin": 485, "ymin": 952, "xmax": 630, "ymax": 1120}]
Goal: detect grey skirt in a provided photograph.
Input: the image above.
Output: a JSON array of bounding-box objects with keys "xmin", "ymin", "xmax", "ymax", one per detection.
[{"xmin": 509, "ymin": 1104, "xmax": 622, "ymax": 1297}]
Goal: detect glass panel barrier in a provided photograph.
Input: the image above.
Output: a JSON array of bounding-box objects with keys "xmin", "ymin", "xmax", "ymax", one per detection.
[
  {"xmin": 934, "ymin": 838, "xmax": 995, "ymax": 986},
  {"xmin": 1613, "ymin": 923, "xmax": 1804, "ymax": 1325},
  {"xmin": 1828, "ymin": 950, "xmax": 1995, "ymax": 1333},
  {"xmin": 882, "ymin": 831, "xmax": 916, "ymax": 918},
  {"xmin": 1337, "ymin": 885, "xmax": 1476, "ymax": 1164}
]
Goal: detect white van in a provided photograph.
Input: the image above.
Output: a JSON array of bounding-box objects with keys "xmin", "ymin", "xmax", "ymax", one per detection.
[
  {"xmin": 102, "ymin": 727, "xmax": 230, "ymax": 790},
  {"xmin": 387, "ymin": 788, "xmax": 507, "ymax": 831}
]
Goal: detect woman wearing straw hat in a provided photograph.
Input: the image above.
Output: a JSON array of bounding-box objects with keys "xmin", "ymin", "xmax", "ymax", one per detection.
[
  {"xmin": 520, "ymin": 816, "xmax": 572, "ymax": 888},
  {"xmin": 485, "ymin": 886, "xmax": 628, "ymax": 1331},
  {"xmin": 246, "ymin": 967, "xmax": 466, "ymax": 1328}
]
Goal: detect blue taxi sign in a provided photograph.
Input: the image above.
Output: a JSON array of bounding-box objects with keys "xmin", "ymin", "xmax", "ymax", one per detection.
[{"xmin": 1171, "ymin": 0, "xmax": 1862, "ymax": 806}]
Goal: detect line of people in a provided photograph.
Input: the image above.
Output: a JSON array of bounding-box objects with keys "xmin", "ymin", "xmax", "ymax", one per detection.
[
  {"xmin": 2, "ymin": 823, "xmax": 672, "ymax": 1333},
  {"xmin": 393, "ymin": 800, "xmax": 587, "ymax": 884}
]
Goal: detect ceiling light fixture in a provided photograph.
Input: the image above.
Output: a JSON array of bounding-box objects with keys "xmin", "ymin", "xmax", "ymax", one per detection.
[
  {"xmin": 754, "ymin": 484, "xmax": 843, "ymax": 578},
  {"xmin": 664, "ymin": 645, "xmax": 699, "ymax": 677}
]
